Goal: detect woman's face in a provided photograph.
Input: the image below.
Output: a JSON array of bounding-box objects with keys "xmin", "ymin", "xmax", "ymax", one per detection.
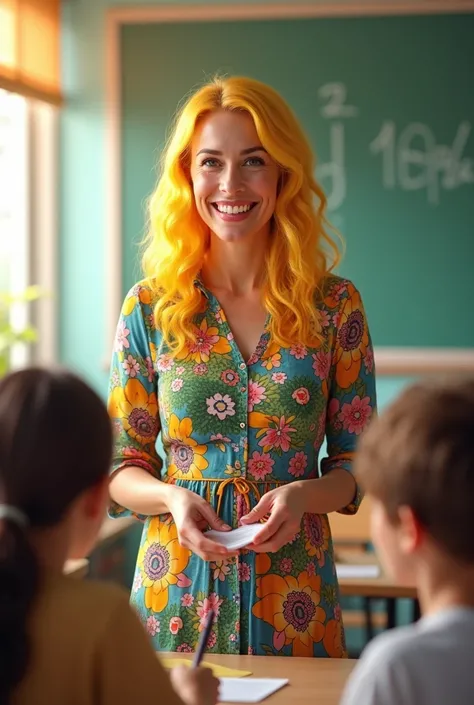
[{"xmin": 190, "ymin": 109, "xmax": 280, "ymax": 244}]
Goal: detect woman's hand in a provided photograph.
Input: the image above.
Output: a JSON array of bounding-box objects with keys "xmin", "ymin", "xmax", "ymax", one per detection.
[
  {"xmin": 167, "ymin": 486, "xmax": 236, "ymax": 561},
  {"xmin": 170, "ymin": 665, "xmax": 220, "ymax": 705},
  {"xmin": 239, "ymin": 484, "xmax": 305, "ymax": 553}
]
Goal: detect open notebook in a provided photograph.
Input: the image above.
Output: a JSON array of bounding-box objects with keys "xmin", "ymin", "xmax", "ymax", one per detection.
[{"xmin": 218, "ymin": 678, "xmax": 289, "ymax": 703}]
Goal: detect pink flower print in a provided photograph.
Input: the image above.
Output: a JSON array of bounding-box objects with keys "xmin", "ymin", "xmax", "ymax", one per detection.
[
  {"xmin": 232, "ymin": 443, "xmax": 239, "ymax": 453},
  {"xmin": 207, "ymin": 631, "xmax": 217, "ymax": 649},
  {"xmin": 181, "ymin": 593, "xmax": 194, "ymax": 607},
  {"xmin": 259, "ymin": 416, "xmax": 297, "ymax": 453},
  {"xmin": 272, "ymin": 372, "xmax": 287, "ymax": 384},
  {"xmin": 248, "ymin": 646, "xmax": 256, "ymax": 655},
  {"xmin": 292, "ymin": 387, "xmax": 310, "ymax": 405},
  {"xmin": 329, "ymin": 280, "xmax": 347, "ymax": 302},
  {"xmin": 307, "ymin": 562, "xmax": 316, "ymax": 577},
  {"xmin": 238, "ymin": 563, "xmax": 251, "ymax": 582},
  {"xmin": 289, "ymin": 451, "xmax": 308, "ymax": 478},
  {"xmin": 221, "ymin": 369, "xmax": 240, "ymax": 386},
  {"xmin": 328, "ymin": 398, "xmax": 340, "ymax": 421},
  {"xmin": 312, "ymin": 351, "xmax": 331, "ymax": 380},
  {"xmin": 340, "ymin": 395, "xmax": 372, "ymax": 435},
  {"xmin": 320, "ymin": 309, "xmax": 331, "ymax": 327},
  {"xmin": 279, "ymin": 558, "xmax": 293, "ymax": 574},
  {"xmin": 176, "ymin": 366, "xmax": 185, "ymax": 375},
  {"xmin": 122, "ymin": 354, "xmax": 140, "ymax": 377},
  {"xmin": 206, "ymin": 393, "xmax": 236, "ymax": 420},
  {"xmin": 214, "ymin": 310, "xmax": 225, "ymax": 325},
  {"xmin": 247, "ymin": 352, "xmax": 259, "ymax": 366},
  {"xmin": 211, "ymin": 559, "xmax": 232, "ymax": 581},
  {"xmin": 177, "ymin": 642, "xmax": 193, "ymax": 653},
  {"xmin": 314, "ymin": 413, "xmax": 326, "ymax": 449},
  {"xmin": 144, "ymin": 356, "xmax": 154, "ymax": 383},
  {"xmin": 115, "ymin": 319, "xmax": 130, "ymax": 352},
  {"xmin": 248, "ymin": 380, "xmax": 267, "ymax": 411},
  {"xmin": 196, "ymin": 593, "xmax": 223, "ymax": 631},
  {"xmin": 248, "ymin": 451, "xmax": 274, "ymax": 481},
  {"xmin": 334, "ymin": 604, "xmax": 342, "ymax": 621},
  {"xmin": 229, "ymin": 633, "xmax": 237, "ymax": 642},
  {"xmin": 132, "ymin": 572, "xmax": 143, "ymax": 593},
  {"xmin": 332, "ymin": 310, "xmax": 342, "ymax": 328},
  {"xmin": 290, "ymin": 344, "xmax": 308, "ymax": 360},
  {"xmin": 364, "ymin": 345, "xmax": 374, "ymax": 373},
  {"xmin": 157, "ymin": 353, "xmax": 174, "ymax": 372},
  {"xmin": 235, "ymin": 621, "xmax": 240, "ymax": 632},
  {"xmin": 171, "ymin": 378, "xmax": 184, "ymax": 392},
  {"xmin": 193, "ymin": 363, "xmax": 208, "ymax": 376},
  {"xmin": 169, "ymin": 617, "xmax": 183, "ymax": 635},
  {"xmin": 146, "ymin": 616, "xmax": 160, "ymax": 636},
  {"xmin": 227, "ymin": 332, "xmax": 234, "ymax": 341}
]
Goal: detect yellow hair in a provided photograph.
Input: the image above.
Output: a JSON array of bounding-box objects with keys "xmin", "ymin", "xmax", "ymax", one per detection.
[{"xmin": 142, "ymin": 75, "xmax": 342, "ymax": 354}]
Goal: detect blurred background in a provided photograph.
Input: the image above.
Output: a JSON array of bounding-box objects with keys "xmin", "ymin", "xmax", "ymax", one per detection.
[{"xmin": 1, "ymin": 0, "xmax": 473, "ymax": 657}]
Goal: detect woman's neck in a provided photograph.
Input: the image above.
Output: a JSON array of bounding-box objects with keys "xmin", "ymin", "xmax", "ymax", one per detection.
[
  {"xmin": 202, "ymin": 232, "xmax": 268, "ymax": 296},
  {"xmin": 30, "ymin": 523, "xmax": 71, "ymax": 575}
]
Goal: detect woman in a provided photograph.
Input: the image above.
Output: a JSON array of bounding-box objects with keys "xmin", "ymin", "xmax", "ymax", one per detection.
[{"xmin": 108, "ymin": 75, "xmax": 376, "ymax": 658}]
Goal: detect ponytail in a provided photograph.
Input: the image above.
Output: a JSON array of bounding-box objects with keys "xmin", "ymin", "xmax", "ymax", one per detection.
[
  {"xmin": 0, "ymin": 367, "xmax": 113, "ymax": 704},
  {"xmin": 0, "ymin": 519, "xmax": 39, "ymax": 704}
]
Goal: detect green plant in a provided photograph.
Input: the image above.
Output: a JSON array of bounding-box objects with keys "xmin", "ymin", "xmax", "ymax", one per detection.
[{"xmin": 0, "ymin": 286, "xmax": 44, "ymax": 377}]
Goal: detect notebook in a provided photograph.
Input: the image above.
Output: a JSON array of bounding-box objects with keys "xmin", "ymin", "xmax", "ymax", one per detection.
[
  {"xmin": 336, "ymin": 563, "xmax": 380, "ymax": 578},
  {"xmin": 204, "ymin": 524, "xmax": 262, "ymax": 551},
  {"xmin": 218, "ymin": 677, "xmax": 289, "ymax": 703},
  {"xmin": 159, "ymin": 658, "xmax": 251, "ymax": 678}
]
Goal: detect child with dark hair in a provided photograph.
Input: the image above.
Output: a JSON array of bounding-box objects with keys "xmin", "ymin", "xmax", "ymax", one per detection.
[{"xmin": 0, "ymin": 367, "xmax": 218, "ymax": 705}]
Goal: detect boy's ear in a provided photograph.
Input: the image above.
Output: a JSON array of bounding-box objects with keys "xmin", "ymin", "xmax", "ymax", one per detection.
[
  {"xmin": 82, "ymin": 476, "xmax": 109, "ymax": 520},
  {"xmin": 398, "ymin": 505, "xmax": 424, "ymax": 555}
]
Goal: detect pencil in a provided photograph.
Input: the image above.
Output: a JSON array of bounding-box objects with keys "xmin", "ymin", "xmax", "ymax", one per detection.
[{"xmin": 192, "ymin": 609, "xmax": 215, "ymax": 669}]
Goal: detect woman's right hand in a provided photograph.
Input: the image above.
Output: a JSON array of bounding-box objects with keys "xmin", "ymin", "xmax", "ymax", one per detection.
[
  {"xmin": 170, "ymin": 665, "xmax": 220, "ymax": 705},
  {"xmin": 167, "ymin": 486, "xmax": 235, "ymax": 561}
]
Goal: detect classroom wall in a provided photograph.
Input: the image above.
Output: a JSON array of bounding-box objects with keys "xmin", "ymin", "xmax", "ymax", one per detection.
[{"xmin": 60, "ymin": 0, "xmax": 412, "ymax": 405}]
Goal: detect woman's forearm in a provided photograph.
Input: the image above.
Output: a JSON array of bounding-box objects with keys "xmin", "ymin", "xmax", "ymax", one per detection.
[
  {"xmin": 109, "ymin": 465, "xmax": 178, "ymax": 515},
  {"xmin": 292, "ymin": 468, "xmax": 357, "ymax": 514}
]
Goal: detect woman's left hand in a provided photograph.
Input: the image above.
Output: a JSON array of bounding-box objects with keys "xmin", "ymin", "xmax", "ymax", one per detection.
[{"xmin": 239, "ymin": 484, "xmax": 305, "ymax": 553}]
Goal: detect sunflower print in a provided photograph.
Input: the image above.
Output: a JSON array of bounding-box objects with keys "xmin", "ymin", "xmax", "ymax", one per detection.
[{"xmin": 108, "ymin": 274, "xmax": 376, "ymax": 656}]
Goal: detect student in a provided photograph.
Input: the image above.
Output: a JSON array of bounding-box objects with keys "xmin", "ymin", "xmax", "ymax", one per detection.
[
  {"xmin": 340, "ymin": 378, "xmax": 474, "ymax": 705},
  {"xmin": 0, "ymin": 367, "xmax": 219, "ymax": 705}
]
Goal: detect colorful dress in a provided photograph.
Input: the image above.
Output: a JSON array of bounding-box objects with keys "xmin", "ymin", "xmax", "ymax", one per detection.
[{"xmin": 108, "ymin": 274, "xmax": 376, "ymax": 657}]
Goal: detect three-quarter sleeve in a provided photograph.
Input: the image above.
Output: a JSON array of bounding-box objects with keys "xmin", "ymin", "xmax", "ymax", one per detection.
[
  {"xmin": 320, "ymin": 281, "xmax": 377, "ymax": 514},
  {"xmin": 107, "ymin": 284, "xmax": 162, "ymax": 518}
]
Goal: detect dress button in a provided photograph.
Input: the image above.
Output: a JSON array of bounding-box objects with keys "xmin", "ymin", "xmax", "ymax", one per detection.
[
  {"xmin": 239, "ymin": 422, "xmax": 245, "ymax": 429},
  {"xmin": 239, "ymin": 362, "xmax": 246, "ymax": 370},
  {"xmin": 240, "ymin": 386, "xmax": 246, "ymax": 393}
]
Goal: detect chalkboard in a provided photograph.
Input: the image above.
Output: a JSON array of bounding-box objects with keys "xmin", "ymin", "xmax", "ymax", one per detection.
[{"xmin": 120, "ymin": 13, "xmax": 474, "ymax": 348}]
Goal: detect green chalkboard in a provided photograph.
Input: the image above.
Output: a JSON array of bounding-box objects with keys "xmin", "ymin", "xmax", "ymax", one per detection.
[{"xmin": 120, "ymin": 13, "xmax": 474, "ymax": 348}]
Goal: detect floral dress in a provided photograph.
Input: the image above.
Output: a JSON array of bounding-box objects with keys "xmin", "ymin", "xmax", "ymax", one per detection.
[{"xmin": 108, "ymin": 274, "xmax": 376, "ymax": 658}]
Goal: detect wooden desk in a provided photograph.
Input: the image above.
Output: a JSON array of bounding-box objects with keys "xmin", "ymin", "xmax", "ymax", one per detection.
[
  {"xmin": 162, "ymin": 653, "xmax": 356, "ymax": 705},
  {"xmin": 337, "ymin": 551, "xmax": 417, "ymax": 601}
]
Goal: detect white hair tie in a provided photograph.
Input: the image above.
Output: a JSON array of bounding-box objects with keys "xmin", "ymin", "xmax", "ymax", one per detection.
[{"xmin": 0, "ymin": 505, "xmax": 29, "ymax": 528}]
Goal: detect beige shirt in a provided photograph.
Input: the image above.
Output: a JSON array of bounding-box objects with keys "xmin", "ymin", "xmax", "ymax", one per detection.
[{"xmin": 12, "ymin": 572, "xmax": 184, "ymax": 705}]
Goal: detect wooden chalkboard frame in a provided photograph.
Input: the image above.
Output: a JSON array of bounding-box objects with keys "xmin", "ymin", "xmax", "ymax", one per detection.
[{"xmin": 104, "ymin": 2, "xmax": 474, "ymax": 375}]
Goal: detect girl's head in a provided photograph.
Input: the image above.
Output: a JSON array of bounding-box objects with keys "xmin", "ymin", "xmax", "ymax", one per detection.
[
  {"xmin": 142, "ymin": 75, "xmax": 341, "ymax": 355},
  {"xmin": 0, "ymin": 367, "xmax": 113, "ymax": 701}
]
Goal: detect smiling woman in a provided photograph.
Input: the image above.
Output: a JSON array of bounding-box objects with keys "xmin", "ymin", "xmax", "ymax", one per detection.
[{"xmin": 107, "ymin": 75, "xmax": 377, "ymax": 658}]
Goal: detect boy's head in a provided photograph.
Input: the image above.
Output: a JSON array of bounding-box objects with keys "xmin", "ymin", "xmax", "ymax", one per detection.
[{"xmin": 355, "ymin": 378, "xmax": 474, "ymax": 584}]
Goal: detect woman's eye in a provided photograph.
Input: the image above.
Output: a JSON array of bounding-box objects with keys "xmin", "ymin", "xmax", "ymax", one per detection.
[
  {"xmin": 244, "ymin": 157, "xmax": 265, "ymax": 167},
  {"xmin": 201, "ymin": 158, "xmax": 220, "ymax": 168}
]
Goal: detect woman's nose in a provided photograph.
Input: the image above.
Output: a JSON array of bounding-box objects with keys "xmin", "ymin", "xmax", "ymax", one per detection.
[{"xmin": 219, "ymin": 164, "xmax": 244, "ymax": 194}]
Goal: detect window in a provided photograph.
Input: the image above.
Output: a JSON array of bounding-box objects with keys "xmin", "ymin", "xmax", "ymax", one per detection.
[{"xmin": 0, "ymin": 88, "xmax": 58, "ymax": 372}]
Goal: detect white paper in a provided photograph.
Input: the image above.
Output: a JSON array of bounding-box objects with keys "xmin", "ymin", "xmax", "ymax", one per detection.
[
  {"xmin": 204, "ymin": 524, "xmax": 262, "ymax": 551},
  {"xmin": 336, "ymin": 563, "xmax": 380, "ymax": 578},
  {"xmin": 218, "ymin": 677, "xmax": 289, "ymax": 703}
]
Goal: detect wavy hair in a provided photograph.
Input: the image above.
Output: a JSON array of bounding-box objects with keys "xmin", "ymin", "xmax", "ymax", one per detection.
[{"xmin": 142, "ymin": 75, "xmax": 342, "ymax": 353}]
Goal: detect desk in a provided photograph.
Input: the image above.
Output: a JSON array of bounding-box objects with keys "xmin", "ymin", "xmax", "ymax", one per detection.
[
  {"xmin": 336, "ymin": 551, "xmax": 419, "ymax": 638},
  {"xmin": 162, "ymin": 653, "xmax": 356, "ymax": 705}
]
